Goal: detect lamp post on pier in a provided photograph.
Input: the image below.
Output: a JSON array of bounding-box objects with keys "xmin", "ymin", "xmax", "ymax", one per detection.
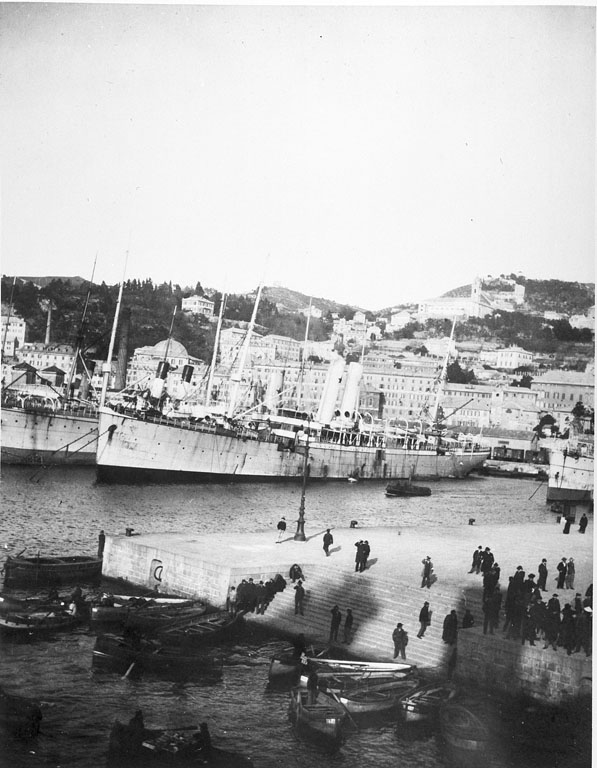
[{"xmin": 294, "ymin": 420, "xmax": 310, "ymax": 541}]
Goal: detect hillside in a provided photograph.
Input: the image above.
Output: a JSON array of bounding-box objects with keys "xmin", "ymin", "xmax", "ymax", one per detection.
[{"xmin": 261, "ymin": 285, "xmax": 360, "ymax": 316}]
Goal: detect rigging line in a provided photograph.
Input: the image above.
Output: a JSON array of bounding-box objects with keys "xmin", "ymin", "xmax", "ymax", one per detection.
[{"xmin": 27, "ymin": 426, "xmax": 113, "ymax": 482}]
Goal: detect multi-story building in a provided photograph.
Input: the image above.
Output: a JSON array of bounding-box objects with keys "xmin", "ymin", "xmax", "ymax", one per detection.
[
  {"xmin": 126, "ymin": 339, "xmax": 204, "ymax": 389},
  {"xmin": 533, "ymin": 367, "xmax": 595, "ymax": 416},
  {"xmin": 0, "ymin": 306, "xmax": 27, "ymax": 357},
  {"xmin": 495, "ymin": 345, "xmax": 534, "ymax": 371},
  {"xmin": 181, "ymin": 295, "xmax": 215, "ymax": 317},
  {"xmin": 17, "ymin": 343, "xmax": 76, "ymax": 374}
]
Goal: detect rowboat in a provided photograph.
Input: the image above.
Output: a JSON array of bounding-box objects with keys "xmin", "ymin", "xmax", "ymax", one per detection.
[
  {"xmin": 299, "ymin": 659, "xmax": 415, "ymax": 686},
  {"xmin": 2, "ymin": 554, "xmax": 102, "ymax": 587},
  {"xmin": 121, "ymin": 604, "xmax": 207, "ymax": 634},
  {"xmin": 0, "ymin": 686, "xmax": 42, "ymax": 740},
  {"xmin": 91, "ymin": 594, "xmax": 199, "ymax": 626},
  {"xmin": 107, "ymin": 716, "xmax": 253, "ymax": 766},
  {"xmin": 157, "ymin": 610, "xmax": 246, "ymax": 647},
  {"xmin": 439, "ymin": 695, "xmax": 505, "ymax": 768},
  {"xmin": 268, "ymin": 645, "xmax": 339, "ymax": 684},
  {"xmin": 398, "ymin": 682, "xmax": 457, "ymax": 723},
  {"xmin": 385, "ymin": 480, "xmax": 431, "ymax": 497},
  {"xmin": 330, "ymin": 678, "xmax": 420, "ymax": 716},
  {"xmin": 288, "ymin": 687, "xmax": 346, "ymax": 746},
  {"xmin": 0, "ymin": 608, "xmax": 80, "ymax": 636},
  {"xmin": 92, "ymin": 633, "xmax": 223, "ymax": 679}
]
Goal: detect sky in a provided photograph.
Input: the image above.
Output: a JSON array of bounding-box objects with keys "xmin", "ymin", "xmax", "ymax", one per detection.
[{"xmin": 0, "ymin": 3, "xmax": 595, "ymax": 310}]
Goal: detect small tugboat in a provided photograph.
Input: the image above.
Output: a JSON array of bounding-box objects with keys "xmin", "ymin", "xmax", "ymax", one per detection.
[
  {"xmin": 107, "ymin": 712, "xmax": 253, "ymax": 766},
  {"xmin": 0, "ymin": 686, "xmax": 42, "ymax": 740},
  {"xmin": 385, "ymin": 480, "xmax": 431, "ymax": 497},
  {"xmin": 288, "ymin": 686, "xmax": 346, "ymax": 747},
  {"xmin": 2, "ymin": 553, "xmax": 102, "ymax": 587},
  {"xmin": 398, "ymin": 681, "xmax": 457, "ymax": 723}
]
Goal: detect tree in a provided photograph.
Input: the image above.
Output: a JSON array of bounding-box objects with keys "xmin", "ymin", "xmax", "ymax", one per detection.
[{"xmin": 446, "ymin": 361, "xmax": 476, "ymax": 384}]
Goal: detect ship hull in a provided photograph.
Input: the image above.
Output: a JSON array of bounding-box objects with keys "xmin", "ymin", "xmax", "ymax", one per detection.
[
  {"xmin": 1, "ymin": 407, "xmax": 98, "ymax": 466},
  {"xmin": 96, "ymin": 408, "xmax": 489, "ymax": 483},
  {"xmin": 546, "ymin": 448, "xmax": 594, "ymax": 503}
]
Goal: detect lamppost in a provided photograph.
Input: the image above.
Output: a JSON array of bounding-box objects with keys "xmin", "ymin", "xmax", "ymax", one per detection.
[{"xmin": 294, "ymin": 420, "xmax": 310, "ymax": 541}]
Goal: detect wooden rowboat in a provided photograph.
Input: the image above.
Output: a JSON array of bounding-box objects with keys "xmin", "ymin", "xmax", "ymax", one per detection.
[
  {"xmin": 91, "ymin": 595, "xmax": 199, "ymax": 626},
  {"xmin": 0, "ymin": 608, "xmax": 80, "ymax": 636},
  {"xmin": 299, "ymin": 659, "xmax": 415, "ymax": 687},
  {"xmin": 157, "ymin": 610, "xmax": 246, "ymax": 647},
  {"xmin": 2, "ymin": 554, "xmax": 102, "ymax": 587},
  {"xmin": 398, "ymin": 682, "xmax": 457, "ymax": 723},
  {"xmin": 288, "ymin": 687, "xmax": 346, "ymax": 746},
  {"xmin": 331, "ymin": 678, "xmax": 420, "ymax": 716}
]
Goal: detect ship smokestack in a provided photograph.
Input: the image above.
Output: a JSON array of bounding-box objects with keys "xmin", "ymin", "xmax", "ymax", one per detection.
[
  {"xmin": 316, "ymin": 355, "xmax": 346, "ymax": 424},
  {"xmin": 182, "ymin": 364, "xmax": 194, "ymax": 383},
  {"xmin": 339, "ymin": 362, "xmax": 363, "ymax": 419},
  {"xmin": 44, "ymin": 303, "xmax": 52, "ymax": 345}
]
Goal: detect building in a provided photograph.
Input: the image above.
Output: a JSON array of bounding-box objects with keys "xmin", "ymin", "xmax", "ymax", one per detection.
[
  {"xmin": 417, "ymin": 277, "xmax": 494, "ymax": 320},
  {"xmin": 17, "ymin": 343, "xmax": 76, "ymax": 374},
  {"xmin": 126, "ymin": 339, "xmax": 204, "ymax": 390},
  {"xmin": 181, "ymin": 295, "xmax": 215, "ymax": 317},
  {"xmin": 300, "ymin": 305, "xmax": 322, "ymax": 319},
  {"xmin": 495, "ymin": 346, "xmax": 534, "ymax": 371},
  {"xmin": 533, "ymin": 368, "xmax": 595, "ymax": 416},
  {"xmin": 0, "ymin": 306, "xmax": 27, "ymax": 357}
]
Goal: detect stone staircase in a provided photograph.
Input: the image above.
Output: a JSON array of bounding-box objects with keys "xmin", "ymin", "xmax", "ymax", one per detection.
[{"xmin": 245, "ymin": 561, "xmax": 487, "ymax": 671}]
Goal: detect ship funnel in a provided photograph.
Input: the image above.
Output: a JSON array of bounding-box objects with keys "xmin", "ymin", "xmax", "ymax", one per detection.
[
  {"xmin": 157, "ymin": 361, "xmax": 170, "ymax": 380},
  {"xmin": 264, "ymin": 369, "xmax": 285, "ymax": 412},
  {"xmin": 182, "ymin": 364, "xmax": 194, "ymax": 383},
  {"xmin": 316, "ymin": 355, "xmax": 346, "ymax": 425},
  {"xmin": 339, "ymin": 362, "xmax": 363, "ymax": 420}
]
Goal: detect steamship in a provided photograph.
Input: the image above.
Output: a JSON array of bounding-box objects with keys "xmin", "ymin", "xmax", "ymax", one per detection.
[
  {"xmin": 545, "ymin": 432, "xmax": 594, "ymax": 503},
  {"xmin": 96, "ymin": 356, "xmax": 490, "ymax": 483}
]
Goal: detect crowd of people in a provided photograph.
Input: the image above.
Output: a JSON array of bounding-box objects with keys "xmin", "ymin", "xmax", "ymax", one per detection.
[{"xmin": 228, "ymin": 574, "xmax": 287, "ymax": 616}]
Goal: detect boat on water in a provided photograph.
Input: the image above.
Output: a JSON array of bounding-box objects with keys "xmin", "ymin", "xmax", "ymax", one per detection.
[
  {"xmin": 477, "ymin": 460, "xmax": 548, "ymax": 480},
  {"xmin": 91, "ymin": 594, "xmax": 201, "ymax": 627},
  {"xmin": 439, "ymin": 695, "xmax": 507, "ymax": 768},
  {"xmin": 299, "ymin": 658, "xmax": 414, "ymax": 686},
  {"xmin": 543, "ymin": 432, "xmax": 594, "ymax": 503},
  {"xmin": 398, "ymin": 681, "xmax": 457, "ymax": 723},
  {"xmin": 2, "ymin": 554, "xmax": 103, "ymax": 588},
  {"xmin": 385, "ymin": 479, "xmax": 432, "ymax": 497},
  {"xmin": 325, "ymin": 678, "xmax": 420, "ymax": 716},
  {"xmin": 92, "ymin": 633, "xmax": 224, "ymax": 679},
  {"xmin": 0, "ymin": 607, "xmax": 80, "ymax": 636},
  {"xmin": 0, "ymin": 686, "xmax": 42, "ymax": 740},
  {"xmin": 267, "ymin": 643, "xmax": 348, "ymax": 684},
  {"xmin": 157, "ymin": 609, "xmax": 246, "ymax": 647},
  {"xmin": 288, "ymin": 686, "xmax": 346, "ymax": 746},
  {"xmin": 107, "ymin": 716, "xmax": 253, "ymax": 767}
]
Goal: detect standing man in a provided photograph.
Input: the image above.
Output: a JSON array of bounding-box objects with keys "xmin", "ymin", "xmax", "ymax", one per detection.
[
  {"xmin": 556, "ymin": 558, "xmax": 568, "ymax": 589},
  {"xmin": 417, "ymin": 601, "xmax": 431, "ymax": 638},
  {"xmin": 323, "ymin": 529, "xmax": 334, "ymax": 557},
  {"xmin": 578, "ymin": 512, "xmax": 588, "ymax": 533},
  {"xmin": 469, "ymin": 545, "xmax": 483, "ymax": 574},
  {"xmin": 329, "ymin": 605, "xmax": 342, "ymax": 642},
  {"xmin": 343, "ymin": 609, "xmax": 354, "ymax": 644},
  {"xmin": 276, "ymin": 517, "xmax": 286, "ymax": 543},
  {"xmin": 442, "ymin": 610, "xmax": 458, "ymax": 645},
  {"xmin": 294, "ymin": 580, "xmax": 305, "ymax": 616},
  {"xmin": 392, "ymin": 622, "xmax": 408, "ymax": 659},
  {"xmin": 421, "ymin": 556, "xmax": 434, "ymax": 589},
  {"xmin": 537, "ymin": 559, "xmax": 548, "ymax": 591},
  {"xmin": 565, "ymin": 558, "xmax": 575, "ymax": 590},
  {"xmin": 354, "ymin": 540, "xmax": 364, "ymax": 572},
  {"xmin": 360, "ymin": 541, "xmax": 371, "ymax": 572},
  {"xmin": 481, "ymin": 547, "xmax": 494, "ymax": 574},
  {"xmin": 97, "ymin": 530, "xmax": 106, "ymax": 558}
]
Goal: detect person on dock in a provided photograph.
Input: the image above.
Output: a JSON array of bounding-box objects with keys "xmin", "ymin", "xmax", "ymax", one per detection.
[
  {"xmin": 343, "ymin": 609, "xmax": 354, "ymax": 643},
  {"xmin": 360, "ymin": 541, "xmax": 371, "ymax": 571},
  {"xmin": 226, "ymin": 585, "xmax": 237, "ymax": 615},
  {"xmin": 469, "ymin": 545, "xmax": 483, "ymax": 574},
  {"xmin": 289, "ymin": 563, "xmax": 304, "ymax": 583},
  {"xmin": 98, "ymin": 530, "xmax": 106, "ymax": 558},
  {"xmin": 483, "ymin": 588, "xmax": 501, "ymax": 635},
  {"xmin": 392, "ymin": 622, "xmax": 408, "ymax": 659},
  {"xmin": 329, "ymin": 605, "xmax": 342, "ymax": 642},
  {"xmin": 417, "ymin": 601, "xmax": 431, "ymax": 638},
  {"xmin": 294, "ymin": 580, "xmax": 305, "ymax": 616},
  {"xmin": 480, "ymin": 547, "xmax": 494, "ymax": 574},
  {"xmin": 578, "ymin": 513, "xmax": 588, "ymax": 534},
  {"xmin": 462, "ymin": 608, "xmax": 475, "ymax": 628},
  {"xmin": 556, "ymin": 558, "xmax": 567, "ymax": 589},
  {"xmin": 323, "ymin": 529, "xmax": 334, "ymax": 556},
  {"xmin": 354, "ymin": 540, "xmax": 364, "ymax": 572},
  {"xmin": 442, "ymin": 610, "xmax": 458, "ymax": 645},
  {"xmin": 563, "ymin": 516, "xmax": 572, "ymax": 534},
  {"xmin": 276, "ymin": 517, "xmax": 286, "ymax": 543},
  {"xmin": 537, "ymin": 558, "xmax": 548, "ymax": 591},
  {"xmin": 421, "ymin": 556, "xmax": 434, "ymax": 589},
  {"xmin": 565, "ymin": 558, "xmax": 575, "ymax": 590}
]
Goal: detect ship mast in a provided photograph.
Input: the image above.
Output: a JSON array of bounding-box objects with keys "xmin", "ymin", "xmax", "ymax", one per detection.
[
  {"xmin": 1, "ymin": 275, "xmax": 17, "ymax": 359},
  {"xmin": 206, "ymin": 292, "xmax": 227, "ymax": 407},
  {"xmin": 431, "ymin": 317, "xmax": 456, "ymax": 426},
  {"xmin": 64, "ymin": 255, "xmax": 97, "ymax": 400},
  {"xmin": 295, "ymin": 297, "xmax": 312, "ymax": 408},
  {"xmin": 227, "ymin": 282, "xmax": 263, "ymax": 418},
  {"xmin": 100, "ymin": 255, "xmax": 128, "ymax": 408}
]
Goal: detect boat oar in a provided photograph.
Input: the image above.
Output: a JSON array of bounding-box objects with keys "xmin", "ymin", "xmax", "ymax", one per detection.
[
  {"xmin": 327, "ymin": 688, "xmax": 359, "ymax": 731},
  {"xmin": 122, "ymin": 661, "xmax": 136, "ymax": 679}
]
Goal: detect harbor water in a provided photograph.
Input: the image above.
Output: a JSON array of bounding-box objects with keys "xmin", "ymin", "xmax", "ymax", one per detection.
[{"xmin": 0, "ymin": 467, "xmax": 586, "ymax": 768}]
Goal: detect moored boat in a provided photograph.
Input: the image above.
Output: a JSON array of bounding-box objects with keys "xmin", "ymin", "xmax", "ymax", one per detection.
[
  {"xmin": 107, "ymin": 714, "xmax": 253, "ymax": 766},
  {"xmin": 157, "ymin": 609, "xmax": 246, "ymax": 647},
  {"xmin": 385, "ymin": 480, "xmax": 431, "ymax": 497},
  {"xmin": 2, "ymin": 554, "xmax": 102, "ymax": 588},
  {"xmin": 398, "ymin": 681, "xmax": 457, "ymax": 723},
  {"xmin": 288, "ymin": 686, "xmax": 346, "ymax": 746},
  {"xmin": 299, "ymin": 658, "xmax": 414, "ymax": 686},
  {"xmin": 544, "ymin": 433, "xmax": 594, "ymax": 503},
  {"xmin": 327, "ymin": 678, "xmax": 420, "ymax": 716},
  {"xmin": 0, "ymin": 607, "xmax": 80, "ymax": 636},
  {"xmin": 439, "ymin": 695, "xmax": 506, "ymax": 768},
  {"xmin": 91, "ymin": 594, "xmax": 200, "ymax": 626},
  {"xmin": 0, "ymin": 686, "xmax": 42, "ymax": 740}
]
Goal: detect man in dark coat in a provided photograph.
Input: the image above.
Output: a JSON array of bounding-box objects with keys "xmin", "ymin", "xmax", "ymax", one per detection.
[
  {"xmin": 294, "ymin": 580, "xmax": 305, "ymax": 616},
  {"xmin": 480, "ymin": 547, "xmax": 494, "ymax": 574},
  {"xmin": 483, "ymin": 588, "xmax": 501, "ymax": 635},
  {"xmin": 417, "ymin": 601, "xmax": 431, "ymax": 638},
  {"xmin": 512, "ymin": 565, "xmax": 525, "ymax": 593},
  {"xmin": 421, "ymin": 556, "xmax": 433, "ymax": 589},
  {"xmin": 556, "ymin": 558, "xmax": 567, "ymax": 589},
  {"xmin": 469, "ymin": 545, "xmax": 483, "ymax": 574},
  {"xmin": 360, "ymin": 541, "xmax": 371, "ymax": 572},
  {"xmin": 392, "ymin": 622, "xmax": 408, "ymax": 659},
  {"xmin": 578, "ymin": 513, "xmax": 588, "ymax": 533},
  {"xmin": 537, "ymin": 559, "xmax": 548, "ymax": 591},
  {"xmin": 442, "ymin": 610, "xmax": 458, "ymax": 645},
  {"xmin": 323, "ymin": 529, "xmax": 334, "ymax": 557},
  {"xmin": 276, "ymin": 517, "xmax": 286, "ymax": 543},
  {"xmin": 329, "ymin": 605, "xmax": 342, "ymax": 642},
  {"xmin": 354, "ymin": 541, "xmax": 364, "ymax": 572}
]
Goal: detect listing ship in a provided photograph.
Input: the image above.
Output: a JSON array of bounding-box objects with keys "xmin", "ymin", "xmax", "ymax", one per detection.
[
  {"xmin": 96, "ymin": 356, "xmax": 490, "ymax": 483},
  {"xmin": 545, "ymin": 432, "xmax": 594, "ymax": 503},
  {"xmin": 1, "ymin": 389, "xmax": 98, "ymax": 466}
]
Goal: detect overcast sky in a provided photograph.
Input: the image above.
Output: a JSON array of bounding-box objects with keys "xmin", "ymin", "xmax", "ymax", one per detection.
[{"xmin": 0, "ymin": 3, "xmax": 594, "ymax": 310}]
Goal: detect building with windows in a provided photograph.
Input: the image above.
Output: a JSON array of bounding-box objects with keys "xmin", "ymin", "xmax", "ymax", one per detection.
[
  {"xmin": 17, "ymin": 343, "xmax": 75, "ymax": 374},
  {"xmin": 181, "ymin": 295, "xmax": 215, "ymax": 317},
  {"xmin": 0, "ymin": 306, "xmax": 27, "ymax": 357},
  {"xmin": 126, "ymin": 339, "xmax": 204, "ymax": 389},
  {"xmin": 495, "ymin": 346, "xmax": 534, "ymax": 371},
  {"xmin": 533, "ymin": 368, "xmax": 595, "ymax": 415}
]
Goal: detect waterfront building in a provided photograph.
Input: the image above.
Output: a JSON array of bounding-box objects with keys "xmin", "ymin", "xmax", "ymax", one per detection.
[
  {"xmin": 533, "ymin": 368, "xmax": 595, "ymax": 415},
  {"xmin": 0, "ymin": 305, "xmax": 27, "ymax": 357},
  {"xmin": 181, "ymin": 294, "xmax": 215, "ymax": 317}
]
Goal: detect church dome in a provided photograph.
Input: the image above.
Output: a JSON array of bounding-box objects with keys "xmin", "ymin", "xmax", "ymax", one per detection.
[{"xmin": 152, "ymin": 339, "xmax": 189, "ymax": 357}]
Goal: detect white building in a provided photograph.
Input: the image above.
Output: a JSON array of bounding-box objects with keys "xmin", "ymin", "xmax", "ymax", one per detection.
[
  {"xmin": 0, "ymin": 307, "xmax": 27, "ymax": 357},
  {"xmin": 533, "ymin": 368, "xmax": 595, "ymax": 414},
  {"xmin": 17, "ymin": 343, "xmax": 76, "ymax": 374},
  {"xmin": 126, "ymin": 339, "xmax": 204, "ymax": 389},
  {"xmin": 495, "ymin": 346, "xmax": 534, "ymax": 371},
  {"xmin": 181, "ymin": 295, "xmax": 215, "ymax": 317},
  {"xmin": 300, "ymin": 305, "xmax": 323, "ymax": 319},
  {"xmin": 388, "ymin": 310, "xmax": 414, "ymax": 330}
]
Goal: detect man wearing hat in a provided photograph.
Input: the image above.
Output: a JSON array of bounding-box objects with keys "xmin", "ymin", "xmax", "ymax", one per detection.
[
  {"xmin": 392, "ymin": 622, "xmax": 408, "ymax": 659},
  {"xmin": 276, "ymin": 516, "xmax": 286, "ymax": 543}
]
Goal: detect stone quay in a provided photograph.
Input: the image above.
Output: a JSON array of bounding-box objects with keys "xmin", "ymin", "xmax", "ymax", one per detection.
[{"xmin": 101, "ymin": 517, "xmax": 593, "ymax": 705}]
